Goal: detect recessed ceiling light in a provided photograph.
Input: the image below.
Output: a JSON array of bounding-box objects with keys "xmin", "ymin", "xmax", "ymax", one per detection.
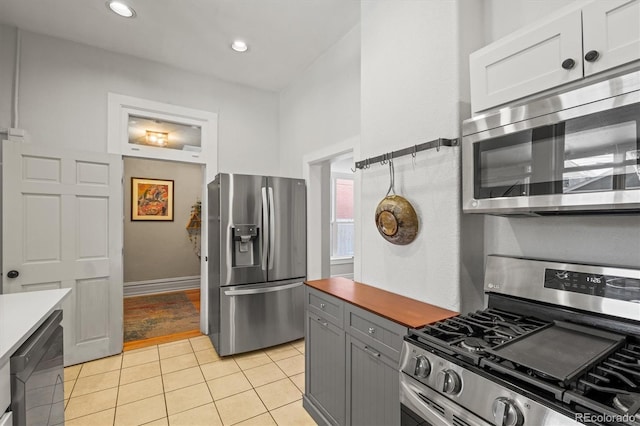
[
  {"xmin": 231, "ymin": 40, "xmax": 248, "ymax": 53},
  {"xmin": 106, "ymin": 1, "xmax": 136, "ymax": 18}
]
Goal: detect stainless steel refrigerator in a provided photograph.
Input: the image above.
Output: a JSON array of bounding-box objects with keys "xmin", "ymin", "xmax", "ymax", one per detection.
[{"xmin": 207, "ymin": 173, "xmax": 306, "ymax": 356}]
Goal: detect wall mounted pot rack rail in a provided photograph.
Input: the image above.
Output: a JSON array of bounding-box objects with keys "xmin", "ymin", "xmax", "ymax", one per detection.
[{"xmin": 353, "ymin": 138, "xmax": 459, "ymax": 171}]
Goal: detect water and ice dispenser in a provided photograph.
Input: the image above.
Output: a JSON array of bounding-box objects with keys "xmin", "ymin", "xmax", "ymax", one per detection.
[{"xmin": 232, "ymin": 225, "xmax": 259, "ymax": 266}]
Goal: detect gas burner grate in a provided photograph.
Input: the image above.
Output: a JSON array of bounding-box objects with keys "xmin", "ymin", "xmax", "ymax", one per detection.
[
  {"xmin": 408, "ymin": 308, "xmax": 550, "ymax": 364},
  {"xmin": 567, "ymin": 342, "xmax": 640, "ymax": 419}
]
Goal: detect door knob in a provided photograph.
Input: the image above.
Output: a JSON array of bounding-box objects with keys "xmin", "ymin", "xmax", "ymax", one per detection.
[
  {"xmin": 561, "ymin": 58, "xmax": 575, "ymax": 69},
  {"xmin": 7, "ymin": 270, "xmax": 19, "ymax": 279}
]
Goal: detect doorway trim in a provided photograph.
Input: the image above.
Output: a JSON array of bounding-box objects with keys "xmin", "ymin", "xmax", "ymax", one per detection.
[
  {"xmin": 107, "ymin": 93, "xmax": 218, "ymax": 335},
  {"xmin": 303, "ymin": 137, "xmax": 359, "ymax": 280}
]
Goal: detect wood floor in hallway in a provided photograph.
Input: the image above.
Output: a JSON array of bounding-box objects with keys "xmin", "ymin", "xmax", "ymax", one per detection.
[{"xmin": 124, "ymin": 289, "xmax": 203, "ymax": 352}]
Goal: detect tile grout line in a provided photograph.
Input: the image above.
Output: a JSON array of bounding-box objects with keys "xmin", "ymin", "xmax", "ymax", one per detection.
[
  {"xmin": 191, "ymin": 336, "xmax": 226, "ymax": 425},
  {"xmin": 65, "ymin": 407, "xmax": 116, "ymax": 425},
  {"xmin": 238, "ymin": 346, "xmax": 304, "ymax": 426},
  {"xmin": 239, "ymin": 362, "xmax": 269, "ymax": 424},
  {"xmin": 156, "ymin": 344, "xmax": 170, "ymax": 423},
  {"xmin": 65, "ymin": 337, "xmax": 307, "ymax": 426},
  {"xmin": 118, "ymin": 346, "xmax": 167, "ymax": 424},
  {"xmin": 111, "ymin": 351, "xmax": 124, "ymax": 426}
]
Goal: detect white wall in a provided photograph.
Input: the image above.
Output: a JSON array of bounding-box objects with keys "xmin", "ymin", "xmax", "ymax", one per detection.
[
  {"xmin": 0, "ymin": 25, "xmax": 17, "ymax": 292},
  {"xmin": 0, "ymin": 26, "xmax": 16, "ymax": 131},
  {"xmin": 280, "ymin": 1, "xmax": 485, "ymax": 312},
  {"xmin": 457, "ymin": 1, "xmax": 487, "ymax": 313},
  {"xmin": 359, "ymin": 0, "xmax": 474, "ymax": 312},
  {"xmin": 3, "ymin": 27, "xmax": 280, "ymax": 176},
  {"xmin": 278, "ymin": 25, "xmax": 361, "ymax": 178},
  {"xmin": 479, "ymin": 0, "xmax": 640, "ymax": 269}
]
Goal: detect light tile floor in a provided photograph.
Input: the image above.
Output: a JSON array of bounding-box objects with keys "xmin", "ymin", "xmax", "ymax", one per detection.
[{"xmin": 63, "ymin": 336, "xmax": 317, "ymax": 426}]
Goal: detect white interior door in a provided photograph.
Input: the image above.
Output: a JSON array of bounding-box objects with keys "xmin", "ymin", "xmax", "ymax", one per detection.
[{"xmin": 2, "ymin": 140, "xmax": 123, "ymax": 366}]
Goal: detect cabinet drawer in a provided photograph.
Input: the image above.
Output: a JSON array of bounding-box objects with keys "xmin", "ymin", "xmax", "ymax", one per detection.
[
  {"xmin": 346, "ymin": 305, "xmax": 406, "ymax": 362},
  {"xmin": 306, "ymin": 287, "xmax": 343, "ymax": 327}
]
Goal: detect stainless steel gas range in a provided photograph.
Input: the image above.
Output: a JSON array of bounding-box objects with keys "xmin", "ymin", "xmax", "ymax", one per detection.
[{"xmin": 400, "ymin": 255, "xmax": 640, "ymax": 426}]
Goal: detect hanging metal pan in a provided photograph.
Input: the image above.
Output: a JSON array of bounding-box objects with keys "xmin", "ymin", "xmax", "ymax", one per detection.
[{"xmin": 375, "ymin": 158, "xmax": 418, "ymax": 245}]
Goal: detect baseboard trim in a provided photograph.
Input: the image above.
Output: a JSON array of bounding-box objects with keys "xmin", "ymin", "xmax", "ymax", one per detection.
[
  {"xmin": 303, "ymin": 395, "xmax": 335, "ymax": 426},
  {"xmin": 124, "ymin": 275, "xmax": 200, "ymax": 297}
]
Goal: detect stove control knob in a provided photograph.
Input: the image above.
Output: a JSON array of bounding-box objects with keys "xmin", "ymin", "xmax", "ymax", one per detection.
[
  {"xmin": 414, "ymin": 356, "xmax": 431, "ymax": 378},
  {"xmin": 436, "ymin": 369, "xmax": 461, "ymax": 395},
  {"xmin": 492, "ymin": 397, "xmax": 523, "ymax": 426}
]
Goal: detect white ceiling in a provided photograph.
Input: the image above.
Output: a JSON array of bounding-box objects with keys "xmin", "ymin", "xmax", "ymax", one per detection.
[{"xmin": 0, "ymin": 0, "xmax": 360, "ymax": 92}]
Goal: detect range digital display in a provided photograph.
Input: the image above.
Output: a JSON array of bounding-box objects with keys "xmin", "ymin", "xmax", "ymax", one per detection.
[{"xmin": 544, "ymin": 269, "xmax": 640, "ymax": 303}]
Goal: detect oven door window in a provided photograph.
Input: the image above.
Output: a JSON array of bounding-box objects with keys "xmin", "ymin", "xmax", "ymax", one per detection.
[{"xmin": 474, "ymin": 103, "xmax": 640, "ymax": 199}]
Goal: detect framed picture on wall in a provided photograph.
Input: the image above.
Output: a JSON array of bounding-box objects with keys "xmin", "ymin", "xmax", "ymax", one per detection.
[{"xmin": 132, "ymin": 177, "xmax": 174, "ymax": 221}]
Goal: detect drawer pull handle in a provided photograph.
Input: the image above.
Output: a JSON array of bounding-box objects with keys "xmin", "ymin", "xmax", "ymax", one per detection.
[
  {"xmin": 320, "ymin": 303, "xmax": 326, "ymax": 310},
  {"xmin": 317, "ymin": 318, "xmax": 328, "ymax": 327},
  {"xmin": 364, "ymin": 345, "xmax": 381, "ymax": 358},
  {"xmin": 368, "ymin": 327, "xmax": 376, "ymax": 334}
]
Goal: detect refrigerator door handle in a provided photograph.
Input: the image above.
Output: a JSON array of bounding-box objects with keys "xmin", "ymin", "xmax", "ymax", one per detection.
[
  {"xmin": 261, "ymin": 186, "xmax": 269, "ymax": 271},
  {"xmin": 268, "ymin": 187, "xmax": 276, "ymax": 270},
  {"xmin": 224, "ymin": 282, "xmax": 302, "ymax": 296}
]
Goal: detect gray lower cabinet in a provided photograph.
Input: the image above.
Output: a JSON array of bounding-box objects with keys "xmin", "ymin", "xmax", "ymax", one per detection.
[
  {"xmin": 304, "ymin": 286, "xmax": 407, "ymax": 426},
  {"xmin": 346, "ymin": 334, "xmax": 400, "ymax": 426},
  {"xmin": 305, "ymin": 311, "xmax": 346, "ymax": 425}
]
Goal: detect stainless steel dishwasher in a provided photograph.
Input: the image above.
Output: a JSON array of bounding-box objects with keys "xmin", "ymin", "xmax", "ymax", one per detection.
[{"xmin": 10, "ymin": 310, "xmax": 64, "ymax": 426}]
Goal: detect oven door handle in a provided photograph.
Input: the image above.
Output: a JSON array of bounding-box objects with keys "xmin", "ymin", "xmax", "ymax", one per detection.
[{"xmin": 400, "ymin": 379, "xmax": 451, "ymax": 426}]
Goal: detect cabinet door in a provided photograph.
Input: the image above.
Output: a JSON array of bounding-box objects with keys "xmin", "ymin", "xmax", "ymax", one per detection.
[
  {"xmin": 583, "ymin": 0, "xmax": 640, "ymax": 76},
  {"xmin": 306, "ymin": 312, "xmax": 345, "ymax": 425},
  {"xmin": 346, "ymin": 335, "xmax": 400, "ymax": 426},
  {"xmin": 470, "ymin": 9, "xmax": 583, "ymax": 112}
]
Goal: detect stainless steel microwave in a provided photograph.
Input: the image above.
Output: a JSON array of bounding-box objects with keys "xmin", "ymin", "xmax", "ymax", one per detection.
[{"xmin": 462, "ymin": 70, "xmax": 640, "ymax": 215}]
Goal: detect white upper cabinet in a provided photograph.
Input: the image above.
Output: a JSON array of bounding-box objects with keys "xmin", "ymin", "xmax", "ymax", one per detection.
[
  {"xmin": 470, "ymin": 0, "xmax": 640, "ymax": 113},
  {"xmin": 582, "ymin": 0, "xmax": 640, "ymax": 76}
]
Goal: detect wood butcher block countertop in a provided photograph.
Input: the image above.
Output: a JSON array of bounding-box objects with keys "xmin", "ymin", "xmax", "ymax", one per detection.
[{"xmin": 305, "ymin": 277, "xmax": 458, "ymax": 328}]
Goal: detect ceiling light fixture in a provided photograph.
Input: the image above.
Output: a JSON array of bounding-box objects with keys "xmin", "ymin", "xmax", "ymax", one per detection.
[
  {"xmin": 106, "ymin": 1, "xmax": 136, "ymax": 18},
  {"xmin": 231, "ymin": 40, "xmax": 248, "ymax": 53},
  {"xmin": 146, "ymin": 130, "xmax": 168, "ymax": 146}
]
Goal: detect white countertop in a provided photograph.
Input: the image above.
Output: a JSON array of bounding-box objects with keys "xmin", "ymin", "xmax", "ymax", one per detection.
[{"xmin": 0, "ymin": 289, "xmax": 71, "ymax": 366}]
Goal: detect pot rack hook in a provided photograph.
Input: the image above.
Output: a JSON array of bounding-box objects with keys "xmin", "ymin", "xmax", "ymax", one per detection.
[
  {"xmin": 411, "ymin": 144, "xmax": 417, "ymax": 169},
  {"xmin": 386, "ymin": 154, "xmax": 396, "ymax": 197},
  {"xmin": 380, "ymin": 153, "xmax": 388, "ymax": 165},
  {"xmin": 350, "ymin": 164, "xmax": 357, "ymax": 173},
  {"xmin": 436, "ymin": 138, "xmax": 441, "ymax": 152}
]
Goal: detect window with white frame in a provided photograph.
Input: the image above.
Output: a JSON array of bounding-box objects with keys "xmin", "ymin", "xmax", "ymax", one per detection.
[{"xmin": 331, "ymin": 173, "xmax": 354, "ymax": 258}]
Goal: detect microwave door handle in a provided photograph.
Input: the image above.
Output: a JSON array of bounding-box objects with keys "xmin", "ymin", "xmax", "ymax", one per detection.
[
  {"xmin": 268, "ymin": 187, "xmax": 275, "ymax": 270},
  {"xmin": 261, "ymin": 187, "xmax": 269, "ymax": 271}
]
